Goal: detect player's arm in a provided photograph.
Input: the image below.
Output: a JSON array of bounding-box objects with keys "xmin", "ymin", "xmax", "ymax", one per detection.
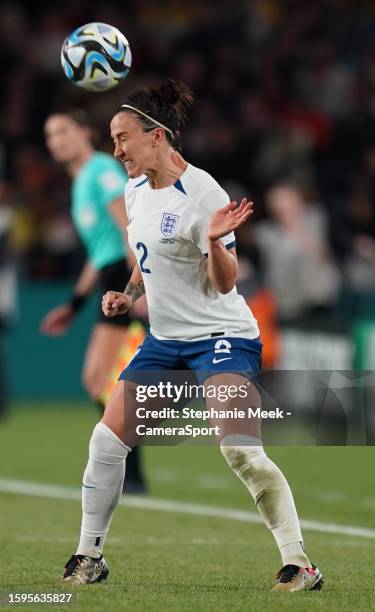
[
  {"xmin": 206, "ymin": 199, "xmax": 253, "ymax": 294},
  {"xmin": 123, "ymin": 264, "xmax": 145, "ymax": 302},
  {"xmin": 40, "ymin": 260, "xmax": 99, "ymax": 335},
  {"xmin": 102, "ymin": 263, "xmax": 144, "ymax": 317}
]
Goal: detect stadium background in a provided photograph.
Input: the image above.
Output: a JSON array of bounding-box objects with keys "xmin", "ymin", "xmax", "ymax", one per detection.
[{"xmin": 0, "ymin": 1, "xmax": 374, "ymax": 610}]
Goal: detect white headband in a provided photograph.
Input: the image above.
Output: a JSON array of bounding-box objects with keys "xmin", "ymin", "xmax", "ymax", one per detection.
[{"xmin": 120, "ymin": 104, "xmax": 174, "ymax": 138}]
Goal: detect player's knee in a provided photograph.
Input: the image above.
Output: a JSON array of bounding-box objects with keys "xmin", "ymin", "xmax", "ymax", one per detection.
[
  {"xmin": 220, "ymin": 434, "xmax": 265, "ymax": 470},
  {"xmin": 220, "ymin": 434, "xmax": 285, "ymax": 503},
  {"xmin": 88, "ymin": 422, "xmax": 131, "ymax": 465},
  {"xmin": 220, "ymin": 434, "xmax": 270, "ymax": 488}
]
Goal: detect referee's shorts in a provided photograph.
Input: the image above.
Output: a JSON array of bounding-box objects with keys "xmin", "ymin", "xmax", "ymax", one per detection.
[{"xmin": 97, "ymin": 259, "xmax": 131, "ymax": 327}]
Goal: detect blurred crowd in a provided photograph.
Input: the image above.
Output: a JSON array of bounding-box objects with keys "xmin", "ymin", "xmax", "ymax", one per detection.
[{"xmin": 1, "ymin": 0, "xmax": 375, "ymax": 324}]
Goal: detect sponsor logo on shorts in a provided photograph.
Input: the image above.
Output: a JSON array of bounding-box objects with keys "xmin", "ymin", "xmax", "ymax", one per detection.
[{"xmin": 212, "ymin": 357, "xmax": 232, "ymax": 364}]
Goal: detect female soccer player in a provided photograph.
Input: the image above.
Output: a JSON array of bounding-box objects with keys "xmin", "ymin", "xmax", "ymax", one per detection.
[
  {"xmin": 42, "ymin": 110, "xmax": 146, "ymax": 492},
  {"xmin": 62, "ymin": 82, "xmax": 323, "ymax": 592}
]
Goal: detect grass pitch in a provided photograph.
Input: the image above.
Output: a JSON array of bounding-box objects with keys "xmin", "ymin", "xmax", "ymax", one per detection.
[{"xmin": 0, "ymin": 403, "xmax": 374, "ymax": 611}]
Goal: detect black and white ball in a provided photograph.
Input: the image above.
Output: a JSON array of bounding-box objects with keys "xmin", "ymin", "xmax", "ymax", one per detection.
[{"xmin": 61, "ymin": 22, "xmax": 132, "ymax": 92}]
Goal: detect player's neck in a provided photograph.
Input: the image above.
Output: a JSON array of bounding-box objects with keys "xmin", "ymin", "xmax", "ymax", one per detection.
[
  {"xmin": 67, "ymin": 147, "xmax": 95, "ymax": 177},
  {"xmin": 146, "ymin": 151, "xmax": 188, "ymax": 189}
]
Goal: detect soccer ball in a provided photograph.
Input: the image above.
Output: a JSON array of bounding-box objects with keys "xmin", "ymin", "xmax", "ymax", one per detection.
[{"xmin": 61, "ymin": 22, "xmax": 132, "ymax": 92}]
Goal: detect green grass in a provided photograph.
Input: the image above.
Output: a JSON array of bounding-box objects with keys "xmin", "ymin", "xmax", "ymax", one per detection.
[{"xmin": 0, "ymin": 403, "xmax": 374, "ymax": 611}]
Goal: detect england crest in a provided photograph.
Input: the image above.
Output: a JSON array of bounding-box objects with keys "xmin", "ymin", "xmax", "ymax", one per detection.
[{"xmin": 161, "ymin": 212, "xmax": 179, "ymax": 237}]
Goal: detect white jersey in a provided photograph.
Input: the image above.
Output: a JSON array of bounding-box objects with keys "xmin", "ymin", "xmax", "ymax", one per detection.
[{"xmin": 125, "ymin": 163, "xmax": 259, "ymax": 341}]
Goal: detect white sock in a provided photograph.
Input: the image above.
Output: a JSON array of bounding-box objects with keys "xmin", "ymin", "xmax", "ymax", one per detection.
[
  {"xmin": 76, "ymin": 422, "xmax": 131, "ymax": 558},
  {"xmin": 220, "ymin": 434, "xmax": 310, "ymax": 568}
]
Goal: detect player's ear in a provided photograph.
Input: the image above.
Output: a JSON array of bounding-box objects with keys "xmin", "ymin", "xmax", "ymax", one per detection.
[{"xmin": 151, "ymin": 127, "xmax": 165, "ymax": 146}]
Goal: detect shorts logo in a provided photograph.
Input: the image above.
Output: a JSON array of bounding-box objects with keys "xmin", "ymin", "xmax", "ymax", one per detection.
[
  {"xmin": 213, "ymin": 339, "xmax": 232, "ymax": 363},
  {"xmin": 161, "ymin": 212, "xmax": 179, "ymax": 237},
  {"xmin": 214, "ymin": 339, "xmax": 231, "ymax": 354}
]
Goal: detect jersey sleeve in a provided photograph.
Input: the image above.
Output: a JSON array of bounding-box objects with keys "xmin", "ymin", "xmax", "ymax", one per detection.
[
  {"xmin": 96, "ymin": 159, "xmax": 127, "ymax": 208},
  {"xmin": 192, "ymin": 187, "xmax": 236, "ymax": 255}
]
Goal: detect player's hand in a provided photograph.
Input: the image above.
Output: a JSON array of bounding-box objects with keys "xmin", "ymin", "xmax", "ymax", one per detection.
[
  {"xmin": 40, "ymin": 304, "xmax": 75, "ymax": 336},
  {"xmin": 207, "ymin": 199, "xmax": 254, "ymax": 241},
  {"xmin": 102, "ymin": 291, "xmax": 132, "ymax": 317}
]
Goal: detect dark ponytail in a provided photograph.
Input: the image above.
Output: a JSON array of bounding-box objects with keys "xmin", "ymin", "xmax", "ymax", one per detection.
[
  {"xmin": 114, "ymin": 79, "xmax": 194, "ymax": 152},
  {"xmin": 150, "ymin": 79, "xmax": 193, "ymax": 128}
]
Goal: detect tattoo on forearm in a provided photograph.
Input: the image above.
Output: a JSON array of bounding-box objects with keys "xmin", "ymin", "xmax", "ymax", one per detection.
[{"xmin": 124, "ymin": 280, "xmax": 145, "ymax": 303}]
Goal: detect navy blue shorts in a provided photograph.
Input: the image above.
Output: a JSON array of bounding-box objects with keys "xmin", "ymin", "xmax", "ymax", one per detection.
[{"xmin": 119, "ymin": 334, "xmax": 262, "ymax": 385}]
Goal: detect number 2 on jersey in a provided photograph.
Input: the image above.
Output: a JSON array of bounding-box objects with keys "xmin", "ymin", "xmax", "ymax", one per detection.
[{"xmin": 136, "ymin": 242, "xmax": 151, "ymax": 273}]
